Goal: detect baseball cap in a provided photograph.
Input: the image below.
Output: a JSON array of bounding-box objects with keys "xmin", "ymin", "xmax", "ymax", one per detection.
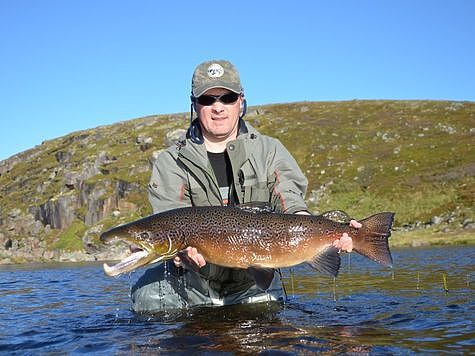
[{"xmin": 191, "ymin": 60, "xmax": 242, "ymax": 98}]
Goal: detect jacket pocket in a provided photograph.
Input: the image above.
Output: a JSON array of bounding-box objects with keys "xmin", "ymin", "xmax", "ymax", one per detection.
[{"xmin": 239, "ymin": 162, "xmax": 270, "ymax": 203}]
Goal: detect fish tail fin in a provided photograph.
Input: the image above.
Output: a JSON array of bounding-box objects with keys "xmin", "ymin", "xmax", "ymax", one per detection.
[{"xmin": 353, "ymin": 212, "xmax": 395, "ymax": 267}]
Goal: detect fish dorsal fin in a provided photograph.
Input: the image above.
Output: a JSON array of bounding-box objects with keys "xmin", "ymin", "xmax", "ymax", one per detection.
[
  {"xmin": 237, "ymin": 202, "xmax": 274, "ymax": 214},
  {"xmin": 307, "ymin": 246, "xmax": 341, "ymax": 277},
  {"xmin": 320, "ymin": 210, "xmax": 352, "ymax": 224},
  {"xmin": 247, "ymin": 267, "xmax": 275, "ymax": 290}
]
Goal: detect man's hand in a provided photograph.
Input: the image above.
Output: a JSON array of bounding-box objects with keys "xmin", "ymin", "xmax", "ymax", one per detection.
[
  {"xmin": 296, "ymin": 211, "xmax": 361, "ymax": 253},
  {"xmin": 332, "ymin": 219, "xmax": 362, "ymax": 253},
  {"xmin": 174, "ymin": 246, "xmax": 206, "ymax": 271}
]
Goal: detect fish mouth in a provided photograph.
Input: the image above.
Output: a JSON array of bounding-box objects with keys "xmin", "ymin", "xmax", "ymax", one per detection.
[
  {"xmin": 100, "ymin": 233, "xmax": 177, "ymax": 277},
  {"xmin": 102, "ymin": 244, "xmax": 160, "ymax": 277}
]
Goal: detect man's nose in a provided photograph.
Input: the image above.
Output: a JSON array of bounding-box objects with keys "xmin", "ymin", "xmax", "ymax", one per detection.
[{"xmin": 211, "ymin": 102, "xmax": 225, "ymax": 113}]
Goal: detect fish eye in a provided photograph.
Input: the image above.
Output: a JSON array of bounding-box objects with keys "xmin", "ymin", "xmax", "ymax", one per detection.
[{"xmin": 140, "ymin": 232, "xmax": 150, "ymax": 239}]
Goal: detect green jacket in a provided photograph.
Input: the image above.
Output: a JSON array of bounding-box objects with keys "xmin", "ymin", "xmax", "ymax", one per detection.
[
  {"xmin": 149, "ymin": 121, "xmax": 308, "ymax": 213},
  {"xmin": 147, "ymin": 120, "xmax": 309, "ymax": 297}
]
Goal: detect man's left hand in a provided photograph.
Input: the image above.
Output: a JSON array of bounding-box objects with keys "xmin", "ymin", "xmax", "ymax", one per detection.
[
  {"xmin": 332, "ymin": 219, "xmax": 362, "ymax": 253},
  {"xmin": 295, "ymin": 211, "xmax": 361, "ymax": 253}
]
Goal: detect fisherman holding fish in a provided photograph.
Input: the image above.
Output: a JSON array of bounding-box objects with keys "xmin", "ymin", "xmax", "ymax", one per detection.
[{"xmin": 127, "ymin": 60, "xmax": 362, "ymax": 312}]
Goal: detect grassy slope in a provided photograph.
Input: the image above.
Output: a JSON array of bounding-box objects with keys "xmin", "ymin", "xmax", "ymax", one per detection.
[
  {"xmin": 0, "ymin": 100, "xmax": 473, "ymax": 250},
  {"xmin": 246, "ymin": 101, "xmax": 473, "ymax": 226}
]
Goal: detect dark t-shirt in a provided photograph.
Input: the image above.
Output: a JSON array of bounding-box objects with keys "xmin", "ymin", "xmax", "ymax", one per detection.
[
  {"xmin": 207, "ymin": 151, "xmax": 234, "ymax": 205},
  {"xmin": 207, "ymin": 151, "xmax": 232, "ymax": 187}
]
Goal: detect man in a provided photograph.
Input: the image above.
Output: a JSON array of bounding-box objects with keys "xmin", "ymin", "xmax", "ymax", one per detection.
[{"xmin": 131, "ymin": 60, "xmax": 358, "ymax": 312}]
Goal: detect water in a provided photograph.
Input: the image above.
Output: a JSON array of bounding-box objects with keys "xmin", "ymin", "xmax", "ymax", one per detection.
[{"xmin": 0, "ymin": 246, "xmax": 473, "ymax": 354}]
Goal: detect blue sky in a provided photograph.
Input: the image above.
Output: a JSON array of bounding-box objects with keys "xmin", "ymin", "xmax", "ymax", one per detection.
[{"xmin": 1, "ymin": 0, "xmax": 474, "ymax": 161}]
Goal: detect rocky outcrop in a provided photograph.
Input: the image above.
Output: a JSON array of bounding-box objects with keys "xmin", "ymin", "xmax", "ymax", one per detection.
[
  {"xmin": 0, "ymin": 208, "xmax": 51, "ymax": 263},
  {"xmin": 32, "ymin": 194, "xmax": 78, "ymax": 229},
  {"xmin": 0, "ymin": 135, "xmax": 149, "ymax": 263}
]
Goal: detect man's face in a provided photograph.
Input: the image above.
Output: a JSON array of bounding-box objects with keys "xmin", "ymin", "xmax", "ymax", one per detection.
[{"xmin": 195, "ymin": 87, "xmax": 242, "ymax": 142}]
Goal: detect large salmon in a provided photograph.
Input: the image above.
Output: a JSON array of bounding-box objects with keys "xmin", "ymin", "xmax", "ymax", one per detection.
[{"xmin": 101, "ymin": 204, "xmax": 394, "ymax": 289}]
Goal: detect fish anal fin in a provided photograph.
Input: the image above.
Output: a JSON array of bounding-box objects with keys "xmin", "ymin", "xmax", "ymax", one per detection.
[
  {"xmin": 307, "ymin": 246, "xmax": 341, "ymax": 277},
  {"xmin": 247, "ymin": 267, "xmax": 275, "ymax": 290},
  {"xmin": 237, "ymin": 202, "xmax": 274, "ymax": 214}
]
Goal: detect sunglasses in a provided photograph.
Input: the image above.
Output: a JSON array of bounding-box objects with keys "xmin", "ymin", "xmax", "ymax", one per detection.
[{"xmin": 194, "ymin": 92, "xmax": 240, "ymax": 106}]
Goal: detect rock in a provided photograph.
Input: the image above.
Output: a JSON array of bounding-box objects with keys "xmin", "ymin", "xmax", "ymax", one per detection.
[
  {"xmin": 136, "ymin": 135, "xmax": 153, "ymax": 151},
  {"xmin": 0, "ymin": 156, "xmax": 21, "ymax": 177},
  {"xmin": 42, "ymin": 250, "xmax": 56, "ymax": 260},
  {"xmin": 30, "ymin": 220, "xmax": 43, "ymax": 236},
  {"xmin": 245, "ymin": 109, "xmax": 260, "ymax": 117},
  {"xmin": 463, "ymin": 219, "xmax": 475, "ymax": 229},
  {"xmin": 64, "ymin": 171, "xmax": 81, "ymax": 189},
  {"xmin": 95, "ymin": 151, "xmax": 113, "ymax": 166},
  {"xmin": 82, "ymin": 225, "xmax": 103, "ymax": 253},
  {"xmin": 10, "ymin": 239, "xmax": 19, "ymax": 250},
  {"xmin": 164, "ymin": 129, "xmax": 186, "ymax": 147},
  {"xmin": 431, "ymin": 216, "xmax": 444, "ymax": 225},
  {"xmin": 151, "ymin": 150, "xmax": 164, "ymax": 162},
  {"xmin": 55, "ymin": 150, "xmax": 73, "ymax": 163},
  {"xmin": 4, "ymin": 238, "xmax": 13, "ymax": 250},
  {"xmin": 8, "ymin": 209, "xmax": 22, "ymax": 219},
  {"xmin": 118, "ymin": 201, "xmax": 137, "ymax": 213},
  {"xmin": 84, "ymin": 188, "xmax": 112, "ymax": 226},
  {"xmin": 436, "ymin": 123, "xmax": 457, "ymax": 134},
  {"xmin": 116, "ymin": 180, "xmax": 142, "ymax": 198},
  {"xmin": 31, "ymin": 246, "xmax": 45, "ymax": 259},
  {"xmin": 128, "ymin": 164, "xmax": 149, "ymax": 176}
]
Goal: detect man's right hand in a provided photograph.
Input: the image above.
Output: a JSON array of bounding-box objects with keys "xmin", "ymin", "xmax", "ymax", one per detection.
[{"xmin": 174, "ymin": 246, "xmax": 206, "ymax": 271}]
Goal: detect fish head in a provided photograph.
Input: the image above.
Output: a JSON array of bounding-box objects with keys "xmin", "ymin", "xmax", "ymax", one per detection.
[{"xmin": 100, "ymin": 218, "xmax": 182, "ymax": 277}]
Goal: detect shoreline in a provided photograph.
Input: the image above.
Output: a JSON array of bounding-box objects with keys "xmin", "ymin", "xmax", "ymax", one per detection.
[{"xmin": 390, "ymin": 228, "xmax": 475, "ymax": 248}]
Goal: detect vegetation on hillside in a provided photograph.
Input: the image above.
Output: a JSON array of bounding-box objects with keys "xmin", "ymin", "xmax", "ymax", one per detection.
[{"xmin": 0, "ymin": 100, "xmax": 473, "ymax": 260}]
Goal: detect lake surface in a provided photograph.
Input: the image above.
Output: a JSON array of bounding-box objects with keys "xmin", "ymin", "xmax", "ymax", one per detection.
[{"xmin": 0, "ymin": 245, "xmax": 473, "ymax": 354}]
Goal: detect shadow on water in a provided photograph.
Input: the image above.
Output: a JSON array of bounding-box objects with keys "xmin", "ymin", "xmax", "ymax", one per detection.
[{"xmin": 0, "ymin": 246, "xmax": 473, "ymax": 354}]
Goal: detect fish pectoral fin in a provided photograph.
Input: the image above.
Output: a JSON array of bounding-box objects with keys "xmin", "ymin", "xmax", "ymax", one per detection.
[
  {"xmin": 307, "ymin": 246, "xmax": 341, "ymax": 277},
  {"xmin": 237, "ymin": 202, "xmax": 274, "ymax": 214},
  {"xmin": 247, "ymin": 266, "xmax": 275, "ymax": 290}
]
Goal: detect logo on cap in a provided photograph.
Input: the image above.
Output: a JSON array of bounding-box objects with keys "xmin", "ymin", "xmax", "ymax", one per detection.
[{"xmin": 207, "ymin": 63, "xmax": 224, "ymax": 78}]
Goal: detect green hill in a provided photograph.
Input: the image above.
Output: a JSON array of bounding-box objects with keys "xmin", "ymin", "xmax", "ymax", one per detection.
[{"xmin": 0, "ymin": 100, "xmax": 473, "ymax": 263}]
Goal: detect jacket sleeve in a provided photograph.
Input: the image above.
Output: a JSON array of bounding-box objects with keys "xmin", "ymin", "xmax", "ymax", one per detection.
[
  {"xmin": 148, "ymin": 149, "xmax": 191, "ymax": 213},
  {"xmin": 267, "ymin": 138, "xmax": 309, "ymax": 214}
]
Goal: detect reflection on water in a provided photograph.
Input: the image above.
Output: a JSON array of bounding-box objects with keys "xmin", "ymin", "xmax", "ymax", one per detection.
[{"xmin": 0, "ymin": 246, "xmax": 473, "ymax": 354}]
